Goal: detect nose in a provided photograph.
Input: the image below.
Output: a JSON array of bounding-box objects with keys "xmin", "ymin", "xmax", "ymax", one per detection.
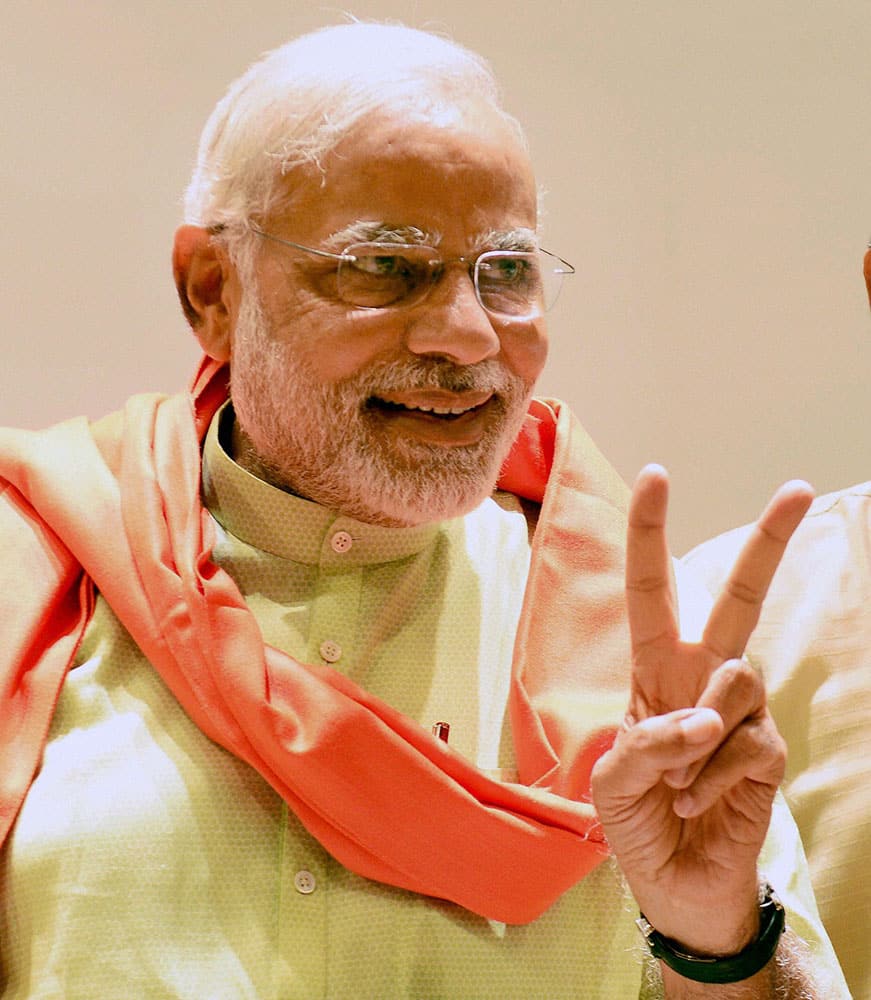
[{"xmin": 403, "ymin": 267, "xmax": 502, "ymax": 365}]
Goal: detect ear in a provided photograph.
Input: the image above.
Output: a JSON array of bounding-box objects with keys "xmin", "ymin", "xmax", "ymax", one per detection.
[
  {"xmin": 172, "ymin": 225, "xmax": 236, "ymax": 362},
  {"xmin": 864, "ymin": 247, "xmax": 871, "ymax": 310}
]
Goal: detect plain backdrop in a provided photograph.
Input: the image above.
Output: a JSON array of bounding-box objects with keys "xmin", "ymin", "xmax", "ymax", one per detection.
[{"xmin": 2, "ymin": 1, "xmax": 870, "ymax": 553}]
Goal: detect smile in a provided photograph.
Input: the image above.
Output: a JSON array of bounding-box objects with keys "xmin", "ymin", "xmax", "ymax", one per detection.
[
  {"xmin": 371, "ymin": 398, "xmax": 489, "ymax": 419},
  {"xmin": 364, "ymin": 392, "xmax": 497, "ymax": 446},
  {"xmin": 368, "ymin": 389, "xmax": 494, "ymax": 420}
]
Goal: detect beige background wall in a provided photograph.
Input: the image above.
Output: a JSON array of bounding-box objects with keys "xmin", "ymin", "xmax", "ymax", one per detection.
[{"xmin": 2, "ymin": 1, "xmax": 869, "ymax": 553}]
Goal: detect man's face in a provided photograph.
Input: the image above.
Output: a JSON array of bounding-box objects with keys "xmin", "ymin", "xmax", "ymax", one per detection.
[{"xmin": 227, "ymin": 110, "xmax": 548, "ymax": 526}]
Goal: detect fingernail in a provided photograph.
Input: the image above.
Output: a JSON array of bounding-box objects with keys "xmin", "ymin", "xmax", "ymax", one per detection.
[{"xmin": 673, "ymin": 791, "xmax": 697, "ymax": 818}]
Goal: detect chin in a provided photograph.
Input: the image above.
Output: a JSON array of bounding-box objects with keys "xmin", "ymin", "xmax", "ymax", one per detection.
[
  {"xmin": 235, "ymin": 391, "xmax": 526, "ymax": 528},
  {"xmin": 326, "ymin": 467, "xmax": 496, "ymax": 527},
  {"xmin": 353, "ymin": 485, "xmax": 494, "ymax": 528},
  {"xmin": 353, "ymin": 436, "xmax": 511, "ymax": 526}
]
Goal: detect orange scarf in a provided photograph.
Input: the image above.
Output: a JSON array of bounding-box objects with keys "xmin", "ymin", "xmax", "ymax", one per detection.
[{"xmin": 0, "ymin": 357, "xmax": 631, "ymax": 924}]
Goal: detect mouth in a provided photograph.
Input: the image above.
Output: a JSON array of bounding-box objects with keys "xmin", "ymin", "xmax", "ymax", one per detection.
[
  {"xmin": 365, "ymin": 391, "xmax": 497, "ymax": 444},
  {"xmin": 368, "ymin": 396, "xmax": 491, "ymax": 420}
]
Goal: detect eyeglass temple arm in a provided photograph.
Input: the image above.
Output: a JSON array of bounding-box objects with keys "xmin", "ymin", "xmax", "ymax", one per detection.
[{"xmin": 248, "ymin": 224, "xmax": 353, "ymax": 262}]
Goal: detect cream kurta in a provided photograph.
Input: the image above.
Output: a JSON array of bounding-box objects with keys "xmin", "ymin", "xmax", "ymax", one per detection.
[{"xmin": 0, "ymin": 409, "xmax": 849, "ymax": 998}]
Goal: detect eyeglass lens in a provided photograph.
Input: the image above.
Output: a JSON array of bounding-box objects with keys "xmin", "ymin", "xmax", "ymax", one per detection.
[{"xmin": 337, "ymin": 244, "xmax": 561, "ymax": 318}]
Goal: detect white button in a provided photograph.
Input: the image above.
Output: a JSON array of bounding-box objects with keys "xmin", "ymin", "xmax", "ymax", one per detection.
[
  {"xmin": 330, "ymin": 530, "xmax": 353, "ymax": 554},
  {"xmin": 319, "ymin": 639, "xmax": 342, "ymax": 663},
  {"xmin": 294, "ymin": 869, "xmax": 317, "ymax": 895}
]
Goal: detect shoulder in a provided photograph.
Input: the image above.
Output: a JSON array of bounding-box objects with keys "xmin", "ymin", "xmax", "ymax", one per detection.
[
  {"xmin": 683, "ymin": 480, "xmax": 871, "ymax": 590},
  {"xmin": 802, "ymin": 479, "xmax": 871, "ymax": 519}
]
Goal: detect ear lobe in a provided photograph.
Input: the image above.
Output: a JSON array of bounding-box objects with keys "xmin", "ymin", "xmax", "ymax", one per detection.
[{"xmin": 172, "ymin": 225, "xmax": 234, "ymax": 361}]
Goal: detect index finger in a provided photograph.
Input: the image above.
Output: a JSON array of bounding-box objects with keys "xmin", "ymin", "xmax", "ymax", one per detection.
[
  {"xmin": 702, "ymin": 480, "xmax": 814, "ymax": 659},
  {"xmin": 626, "ymin": 464, "xmax": 679, "ymax": 652}
]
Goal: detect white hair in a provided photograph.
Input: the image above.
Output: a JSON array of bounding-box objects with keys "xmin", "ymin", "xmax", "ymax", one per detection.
[{"xmin": 183, "ymin": 21, "xmax": 528, "ymax": 240}]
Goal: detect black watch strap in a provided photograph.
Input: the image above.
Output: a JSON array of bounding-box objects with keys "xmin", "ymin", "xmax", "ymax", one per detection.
[{"xmin": 636, "ymin": 882, "xmax": 786, "ymax": 985}]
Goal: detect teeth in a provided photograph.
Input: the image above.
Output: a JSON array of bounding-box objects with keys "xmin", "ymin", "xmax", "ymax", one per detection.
[
  {"xmin": 374, "ymin": 397, "xmax": 488, "ymax": 416},
  {"xmin": 413, "ymin": 404, "xmax": 475, "ymax": 415}
]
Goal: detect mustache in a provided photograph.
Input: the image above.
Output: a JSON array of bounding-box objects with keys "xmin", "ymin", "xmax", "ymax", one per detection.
[{"xmin": 354, "ymin": 357, "xmax": 516, "ymax": 397}]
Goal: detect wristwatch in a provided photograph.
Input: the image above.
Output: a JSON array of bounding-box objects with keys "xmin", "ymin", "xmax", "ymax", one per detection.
[{"xmin": 636, "ymin": 881, "xmax": 786, "ymax": 985}]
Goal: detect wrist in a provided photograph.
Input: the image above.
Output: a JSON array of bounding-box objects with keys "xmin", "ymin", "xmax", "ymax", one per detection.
[
  {"xmin": 640, "ymin": 878, "xmax": 760, "ymax": 957},
  {"xmin": 637, "ymin": 882, "xmax": 785, "ymax": 985}
]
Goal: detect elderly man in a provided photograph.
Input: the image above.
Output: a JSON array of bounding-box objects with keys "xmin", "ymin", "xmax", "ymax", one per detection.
[
  {"xmin": 0, "ymin": 22, "xmax": 848, "ymax": 999},
  {"xmin": 684, "ymin": 248, "xmax": 871, "ymax": 1000}
]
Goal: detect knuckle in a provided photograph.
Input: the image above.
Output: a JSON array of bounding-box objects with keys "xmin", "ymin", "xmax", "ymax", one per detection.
[
  {"xmin": 765, "ymin": 722, "xmax": 788, "ymax": 768},
  {"xmin": 716, "ymin": 657, "xmax": 763, "ymax": 702},
  {"xmin": 724, "ymin": 579, "xmax": 763, "ymax": 606},
  {"xmin": 620, "ymin": 716, "xmax": 674, "ymax": 758},
  {"xmin": 589, "ymin": 758, "xmax": 605, "ymax": 793},
  {"xmin": 757, "ymin": 519, "xmax": 790, "ymax": 546},
  {"xmin": 626, "ymin": 573, "xmax": 669, "ymax": 595},
  {"xmin": 733, "ymin": 716, "xmax": 786, "ymax": 775},
  {"xmin": 624, "ymin": 718, "xmax": 657, "ymax": 751}
]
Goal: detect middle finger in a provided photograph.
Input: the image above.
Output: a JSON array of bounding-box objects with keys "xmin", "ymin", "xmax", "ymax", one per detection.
[{"xmin": 701, "ymin": 481, "xmax": 813, "ymax": 660}]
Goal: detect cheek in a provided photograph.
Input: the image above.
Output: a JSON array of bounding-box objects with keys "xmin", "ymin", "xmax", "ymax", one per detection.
[
  {"xmin": 271, "ymin": 309, "xmax": 405, "ymax": 384},
  {"xmin": 499, "ymin": 322, "xmax": 549, "ymax": 384}
]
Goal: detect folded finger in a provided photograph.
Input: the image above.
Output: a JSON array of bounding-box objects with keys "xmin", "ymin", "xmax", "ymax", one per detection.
[
  {"xmin": 673, "ymin": 715, "xmax": 786, "ymax": 818},
  {"xmin": 662, "ymin": 658, "xmax": 766, "ymax": 789},
  {"xmin": 593, "ymin": 707, "xmax": 724, "ymax": 803}
]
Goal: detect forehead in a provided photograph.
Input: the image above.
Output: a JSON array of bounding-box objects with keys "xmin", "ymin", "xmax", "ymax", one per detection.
[{"xmin": 273, "ymin": 112, "xmax": 538, "ymax": 246}]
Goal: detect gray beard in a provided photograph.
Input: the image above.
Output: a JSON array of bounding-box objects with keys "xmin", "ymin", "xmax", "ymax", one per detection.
[{"xmin": 228, "ymin": 285, "xmax": 534, "ymax": 527}]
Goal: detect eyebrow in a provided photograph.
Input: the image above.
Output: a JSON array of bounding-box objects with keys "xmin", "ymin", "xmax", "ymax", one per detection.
[
  {"xmin": 323, "ymin": 221, "xmax": 540, "ymax": 254},
  {"xmin": 472, "ymin": 228, "xmax": 539, "ymax": 253},
  {"xmin": 323, "ymin": 221, "xmax": 438, "ymax": 250}
]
